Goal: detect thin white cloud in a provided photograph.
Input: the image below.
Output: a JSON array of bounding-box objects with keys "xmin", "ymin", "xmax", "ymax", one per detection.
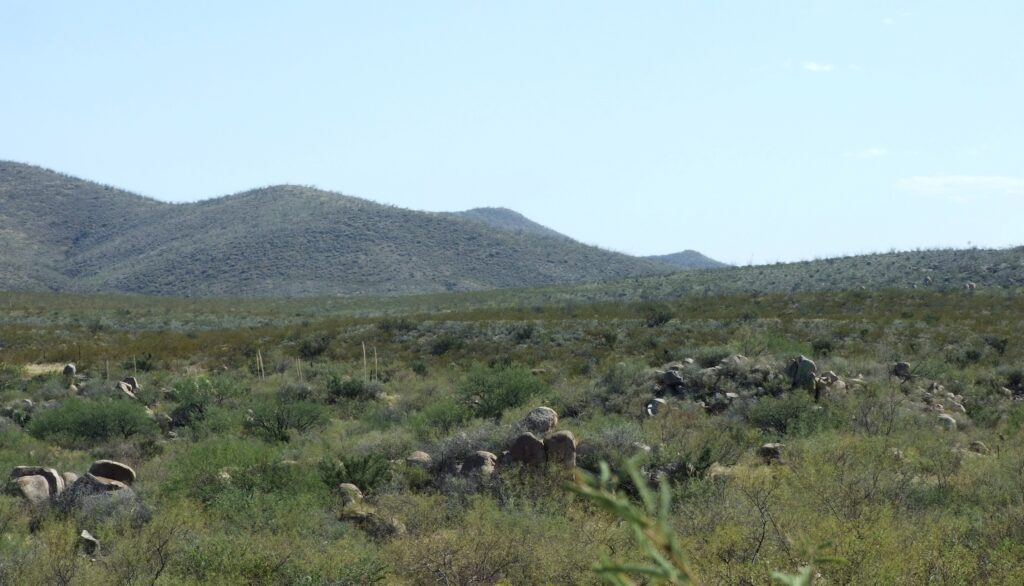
[
  {"xmin": 897, "ymin": 175, "xmax": 1024, "ymax": 201},
  {"xmin": 850, "ymin": 147, "xmax": 888, "ymax": 159},
  {"xmin": 882, "ymin": 17, "xmax": 895, "ymax": 26},
  {"xmin": 802, "ymin": 61, "xmax": 835, "ymax": 73}
]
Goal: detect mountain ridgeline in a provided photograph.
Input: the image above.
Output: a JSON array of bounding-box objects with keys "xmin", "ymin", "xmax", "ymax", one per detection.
[{"xmin": 0, "ymin": 161, "xmax": 727, "ymax": 297}]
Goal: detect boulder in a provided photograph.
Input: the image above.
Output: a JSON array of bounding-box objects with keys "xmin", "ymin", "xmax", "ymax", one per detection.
[
  {"xmin": 507, "ymin": 433, "xmax": 546, "ymax": 466},
  {"xmin": 644, "ymin": 397, "xmax": 667, "ymax": 417},
  {"xmin": 88, "ymin": 460, "xmax": 136, "ymax": 485},
  {"xmin": 937, "ymin": 414, "xmax": 957, "ymax": 431},
  {"xmin": 719, "ymin": 354, "xmax": 749, "ymax": 369},
  {"xmin": 62, "ymin": 472, "xmax": 79, "ymax": 486},
  {"xmin": 338, "ymin": 483, "xmax": 363, "ymax": 507},
  {"xmin": 968, "ymin": 440, "xmax": 989, "ymax": 455},
  {"xmin": 544, "ymin": 430, "xmax": 577, "ymax": 468},
  {"xmin": 521, "ymin": 407, "xmax": 559, "ymax": 434},
  {"xmin": 11, "ymin": 466, "xmax": 65, "ymax": 497},
  {"xmin": 965, "ymin": 281, "xmax": 977, "ymax": 292},
  {"xmin": 12, "ymin": 475, "xmax": 51, "ymax": 504},
  {"xmin": 340, "ymin": 511, "xmax": 406, "ymax": 540},
  {"xmin": 58, "ymin": 473, "xmax": 149, "ymax": 526},
  {"xmin": 62, "ymin": 364, "xmax": 77, "ymax": 378},
  {"xmin": 462, "ymin": 451, "xmax": 497, "ymax": 477},
  {"xmin": 121, "ymin": 377, "xmax": 141, "ymax": 392},
  {"xmin": 757, "ymin": 443, "xmax": 784, "ymax": 465},
  {"xmin": 658, "ymin": 370, "xmax": 686, "ymax": 389},
  {"xmin": 893, "ymin": 362, "xmax": 912, "ymax": 380},
  {"xmin": 79, "ymin": 529, "xmax": 100, "ymax": 556},
  {"xmin": 115, "ymin": 381, "xmax": 137, "ymax": 399},
  {"xmin": 785, "ymin": 356, "xmax": 817, "ymax": 389},
  {"xmin": 405, "ymin": 451, "xmax": 433, "ymax": 469}
]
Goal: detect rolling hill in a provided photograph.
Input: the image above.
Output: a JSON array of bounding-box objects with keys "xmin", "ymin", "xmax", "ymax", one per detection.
[
  {"xmin": 1, "ymin": 161, "xmax": 699, "ymax": 297},
  {"xmin": 645, "ymin": 250, "xmax": 731, "ymax": 270}
]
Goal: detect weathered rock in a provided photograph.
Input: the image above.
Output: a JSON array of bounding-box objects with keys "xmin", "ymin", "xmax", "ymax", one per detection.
[
  {"xmin": 644, "ymin": 397, "xmax": 667, "ymax": 417},
  {"xmin": 12, "ymin": 475, "xmax": 51, "ymax": 504},
  {"xmin": 507, "ymin": 433, "xmax": 546, "ymax": 466},
  {"xmin": 462, "ymin": 451, "xmax": 497, "ymax": 476},
  {"xmin": 116, "ymin": 381, "xmax": 137, "ymax": 399},
  {"xmin": 707, "ymin": 462, "xmax": 734, "ymax": 479},
  {"xmin": 79, "ymin": 530, "xmax": 100, "ymax": 555},
  {"xmin": 893, "ymin": 362, "xmax": 912, "ymax": 380},
  {"xmin": 965, "ymin": 281, "xmax": 977, "ymax": 292},
  {"xmin": 62, "ymin": 364, "xmax": 77, "ymax": 378},
  {"xmin": 122, "ymin": 377, "xmax": 141, "ymax": 391},
  {"xmin": 88, "ymin": 460, "xmax": 136, "ymax": 485},
  {"xmin": 937, "ymin": 413, "xmax": 958, "ymax": 431},
  {"xmin": 758, "ymin": 443, "xmax": 784, "ymax": 464},
  {"xmin": 658, "ymin": 370, "xmax": 685, "ymax": 388},
  {"xmin": 58, "ymin": 473, "xmax": 149, "ymax": 525},
  {"xmin": 720, "ymin": 354, "xmax": 749, "ymax": 369},
  {"xmin": 338, "ymin": 483, "xmax": 363, "ymax": 507},
  {"xmin": 62, "ymin": 472, "xmax": 79, "ymax": 486},
  {"xmin": 521, "ymin": 406, "xmax": 559, "ymax": 434},
  {"xmin": 544, "ymin": 430, "xmax": 577, "ymax": 468},
  {"xmin": 924, "ymin": 275, "xmax": 934, "ymax": 286},
  {"xmin": 785, "ymin": 356, "xmax": 817, "ymax": 389},
  {"xmin": 968, "ymin": 440, "xmax": 989, "ymax": 455},
  {"xmin": 340, "ymin": 511, "xmax": 406, "ymax": 540},
  {"xmin": 11, "ymin": 466, "xmax": 65, "ymax": 497},
  {"xmin": 405, "ymin": 451, "xmax": 433, "ymax": 469}
]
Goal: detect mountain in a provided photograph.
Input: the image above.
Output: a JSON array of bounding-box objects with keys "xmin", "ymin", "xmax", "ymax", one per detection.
[
  {"xmin": 645, "ymin": 250, "xmax": 730, "ymax": 270},
  {"xmin": 0, "ymin": 161, "xmax": 680, "ymax": 297},
  {"xmin": 451, "ymin": 207, "xmax": 571, "ymax": 240}
]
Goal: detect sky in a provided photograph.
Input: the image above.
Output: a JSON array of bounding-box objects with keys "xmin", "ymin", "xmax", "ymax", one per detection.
[{"xmin": 1, "ymin": 1, "xmax": 1022, "ymax": 265}]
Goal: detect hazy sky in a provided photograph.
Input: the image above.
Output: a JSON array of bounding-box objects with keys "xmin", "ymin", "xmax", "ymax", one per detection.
[{"xmin": 2, "ymin": 1, "xmax": 1021, "ymax": 264}]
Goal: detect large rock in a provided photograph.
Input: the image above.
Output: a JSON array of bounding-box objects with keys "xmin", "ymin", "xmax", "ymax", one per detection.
[
  {"xmin": 12, "ymin": 475, "xmax": 51, "ymax": 504},
  {"xmin": 462, "ymin": 451, "xmax": 497, "ymax": 477},
  {"xmin": 121, "ymin": 377, "xmax": 141, "ymax": 392},
  {"xmin": 893, "ymin": 362, "xmax": 912, "ymax": 380},
  {"xmin": 58, "ymin": 473, "xmax": 149, "ymax": 525},
  {"xmin": 115, "ymin": 381, "xmax": 137, "ymax": 399},
  {"xmin": 757, "ymin": 443, "xmax": 784, "ymax": 465},
  {"xmin": 338, "ymin": 483, "xmax": 363, "ymax": 507},
  {"xmin": 405, "ymin": 451, "xmax": 433, "ymax": 469},
  {"xmin": 937, "ymin": 414, "xmax": 957, "ymax": 431},
  {"xmin": 62, "ymin": 364, "xmax": 77, "ymax": 378},
  {"xmin": 79, "ymin": 530, "xmax": 100, "ymax": 555},
  {"xmin": 544, "ymin": 430, "xmax": 577, "ymax": 468},
  {"xmin": 11, "ymin": 466, "xmax": 65, "ymax": 497},
  {"xmin": 785, "ymin": 356, "xmax": 817, "ymax": 389},
  {"xmin": 62, "ymin": 472, "xmax": 79, "ymax": 486},
  {"xmin": 521, "ymin": 407, "xmax": 558, "ymax": 434},
  {"xmin": 658, "ymin": 370, "xmax": 686, "ymax": 389},
  {"xmin": 88, "ymin": 460, "xmax": 136, "ymax": 485},
  {"xmin": 508, "ymin": 432, "xmax": 546, "ymax": 466}
]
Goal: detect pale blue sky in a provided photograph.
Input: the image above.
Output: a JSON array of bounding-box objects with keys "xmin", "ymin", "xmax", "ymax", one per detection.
[{"xmin": 2, "ymin": 1, "xmax": 1021, "ymax": 264}]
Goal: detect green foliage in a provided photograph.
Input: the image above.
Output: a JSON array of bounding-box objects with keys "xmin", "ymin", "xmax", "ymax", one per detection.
[
  {"xmin": 326, "ymin": 374, "xmax": 380, "ymax": 402},
  {"xmin": 570, "ymin": 459, "xmax": 700, "ymax": 584},
  {"xmin": 28, "ymin": 398, "xmax": 157, "ymax": 446},
  {"xmin": 318, "ymin": 454, "xmax": 393, "ymax": 494},
  {"xmin": 245, "ymin": 399, "xmax": 327, "ymax": 442},
  {"xmin": 459, "ymin": 363, "xmax": 547, "ymax": 420},
  {"xmin": 298, "ymin": 334, "xmax": 332, "ymax": 360},
  {"xmin": 744, "ymin": 391, "xmax": 818, "ymax": 435}
]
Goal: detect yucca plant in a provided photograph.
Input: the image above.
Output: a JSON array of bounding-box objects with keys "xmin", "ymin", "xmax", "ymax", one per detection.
[{"xmin": 568, "ymin": 459, "xmax": 700, "ymax": 585}]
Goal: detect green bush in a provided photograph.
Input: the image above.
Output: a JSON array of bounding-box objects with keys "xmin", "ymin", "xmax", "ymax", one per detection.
[
  {"xmin": 744, "ymin": 391, "xmax": 817, "ymax": 435},
  {"xmin": 28, "ymin": 398, "xmax": 157, "ymax": 446},
  {"xmin": 245, "ymin": 399, "xmax": 327, "ymax": 442},
  {"xmin": 327, "ymin": 375, "xmax": 381, "ymax": 402},
  {"xmin": 318, "ymin": 453, "xmax": 393, "ymax": 494},
  {"xmin": 459, "ymin": 363, "xmax": 547, "ymax": 420}
]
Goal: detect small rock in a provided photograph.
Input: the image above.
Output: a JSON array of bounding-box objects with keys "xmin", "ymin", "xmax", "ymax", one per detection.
[
  {"xmin": 115, "ymin": 381, "xmax": 137, "ymax": 399},
  {"xmin": 893, "ymin": 362, "xmax": 912, "ymax": 381},
  {"xmin": 968, "ymin": 440, "xmax": 989, "ymax": 455},
  {"xmin": 785, "ymin": 356, "xmax": 817, "ymax": 389},
  {"xmin": 658, "ymin": 370, "xmax": 685, "ymax": 389},
  {"xmin": 62, "ymin": 472, "xmax": 79, "ymax": 486},
  {"xmin": 62, "ymin": 364, "xmax": 77, "ymax": 378},
  {"xmin": 79, "ymin": 530, "xmax": 100, "ymax": 555},
  {"xmin": 644, "ymin": 397, "xmax": 667, "ymax": 417}
]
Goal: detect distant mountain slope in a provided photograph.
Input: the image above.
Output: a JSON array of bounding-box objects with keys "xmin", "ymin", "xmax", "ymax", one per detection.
[
  {"xmin": 451, "ymin": 207, "xmax": 570, "ymax": 240},
  {"xmin": 645, "ymin": 250, "xmax": 730, "ymax": 270},
  {"xmin": 0, "ymin": 162, "xmax": 676, "ymax": 296}
]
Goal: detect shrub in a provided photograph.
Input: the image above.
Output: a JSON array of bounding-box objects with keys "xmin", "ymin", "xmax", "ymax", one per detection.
[
  {"xmin": 28, "ymin": 398, "xmax": 157, "ymax": 447},
  {"xmin": 639, "ymin": 302, "xmax": 674, "ymax": 327},
  {"xmin": 297, "ymin": 334, "xmax": 332, "ymax": 360},
  {"xmin": 245, "ymin": 399, "xmax": 327, "ymax": 442},
  {"xmin": 317, "ymin": 453, "xmax": 393, "ymax": 494},
  {"xmin": 327, "ymin": 375, "xmax": 381, "ymax": 402},
  {"xmin": 744, "ymin": 391, "xmax": 817, "ymax": 435},
  {"xmin": 459, "ymin": 363, "xmax": 547, "ymax": 420}
]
